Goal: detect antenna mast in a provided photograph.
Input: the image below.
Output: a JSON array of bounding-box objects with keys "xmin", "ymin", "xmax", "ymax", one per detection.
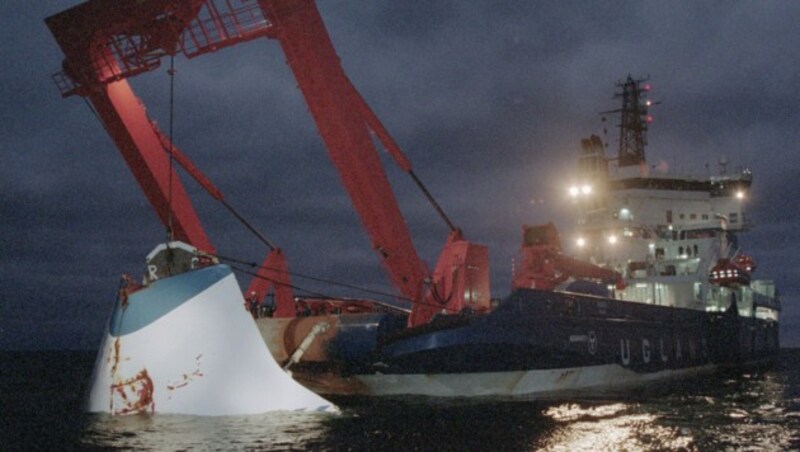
[{"xmin": 602, "ymin": 76, "xmax": 655, "ymax": 167}]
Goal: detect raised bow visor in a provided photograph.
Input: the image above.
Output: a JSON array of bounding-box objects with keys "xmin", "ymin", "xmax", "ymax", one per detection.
[{"xmin": 86, "ymin": 242, "xmax": 336, "ymax": 416}]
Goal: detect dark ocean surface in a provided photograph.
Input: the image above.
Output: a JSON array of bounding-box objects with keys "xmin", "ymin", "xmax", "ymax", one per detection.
[{"xmin": 2, "ymin": 349, "xmax": 799, "ymax": 451}]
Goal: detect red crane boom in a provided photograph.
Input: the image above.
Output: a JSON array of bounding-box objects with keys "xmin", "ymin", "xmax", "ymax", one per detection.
[{"xmin": 46, "ymin": 0, "xmax": 490, "ymax": 327}]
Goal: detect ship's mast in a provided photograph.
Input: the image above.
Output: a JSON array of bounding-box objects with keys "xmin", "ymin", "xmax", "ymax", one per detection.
[{"xmin": 604, "ymin": 76, "xmax": 653, "ymax": 167}]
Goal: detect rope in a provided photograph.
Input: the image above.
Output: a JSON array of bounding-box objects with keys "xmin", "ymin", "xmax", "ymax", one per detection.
[
  {"xmin": 79, "ymin": 57, "xmax": 455, "ymax": 313},
  {"xmin": 215, "ymin": 253, "xmax": 414, "ymax": 303},
  {"xmin": 229, "ymin": 264, "xmax": 337, "ymax": 300},
  {"xmin": 228, "ymin": 265, "xmax": 416, "ymax": 315},
  {"xmin": 166, "ymin": 53, "xmax": 176, "ymax": 241},
  {"xmin": 220, "ymin": 200, "xmax": 275, "ymax": 251},
  {"xmin": 218, "ymin": 254, "xmax": 458, "ymax": 313},
  {"xmin": 408, "ymin": 170, "xmax": 457, "ymax": 232}
]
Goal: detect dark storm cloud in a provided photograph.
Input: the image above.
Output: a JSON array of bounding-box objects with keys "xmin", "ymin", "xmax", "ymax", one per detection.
[{"xmin": 1, "ymin": 1, "xmax": 799, "ymax": 349}]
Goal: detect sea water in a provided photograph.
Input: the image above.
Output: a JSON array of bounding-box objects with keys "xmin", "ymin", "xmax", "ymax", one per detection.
[{"xmin": 2, "ymin": 350, "xmax": 799, "ymax": 450}]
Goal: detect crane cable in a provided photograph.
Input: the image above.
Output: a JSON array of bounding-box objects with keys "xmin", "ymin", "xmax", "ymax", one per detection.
[
  {"xmin": 216, "ymin": 254, "xmax": 461, "ymax": 313},
  {"xmin": 81, "ymin": 87, "xmax": 452, "ymax": 312},
  {"xmin": 161, "ymin": 56, "xmax": 278, "ymax": 254},
  {"xmin": 408, "ymin": 169, "xmax": 457, "ymax": 232},
  {"xmin": 161, "ymin": 54, "xmax": 276, "ymax": 251},
  {"xmin": 166, "ymin": 53, "xmax": 176, "ymax": 242},
  {"xmin": 214, "ymin": 253, "xmax": 415, "ymax": 303},
  {"xmin": 79, "ymin": 55, "xmax": 451, "ymax": 309},
  {"xmin": 219, "ymin": 199, "xmax": 275, "ymax": 251}
]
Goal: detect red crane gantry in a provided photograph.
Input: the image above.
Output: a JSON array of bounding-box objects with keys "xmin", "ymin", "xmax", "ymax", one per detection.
[{"xmin": 46, "ymin": 0, "xmax": 491, "ymax": 327}]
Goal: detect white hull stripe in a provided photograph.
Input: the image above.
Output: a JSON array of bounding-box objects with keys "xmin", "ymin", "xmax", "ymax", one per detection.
[{"xmin": 355, "ymin": 364, "xmax": 717, "ymax": 398}]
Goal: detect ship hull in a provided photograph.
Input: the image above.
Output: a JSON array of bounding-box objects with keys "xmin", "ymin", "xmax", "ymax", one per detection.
[
  {"xmin": 284, "ymin": 288, "xmax": 779, "ymax": 397},
  {"xmin": 87, "ymin": 264, "xmax": 335, "ymax": 415}
]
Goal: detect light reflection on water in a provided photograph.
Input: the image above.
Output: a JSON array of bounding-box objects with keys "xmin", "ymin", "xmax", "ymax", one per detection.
[
  {"xmin": 540, "ymin": 403, "xmax": 693, "ymax": 451},
  {"xmin": 82, "ymin": 411, "xmax": 333, "ymax": 450},
  {"xmin": 77, "ymin": 355, "xmax": 800, "ymax": 451},
  {"xmin": 535, "ymin": 367, "xmax": 800, "ymax": 451}
]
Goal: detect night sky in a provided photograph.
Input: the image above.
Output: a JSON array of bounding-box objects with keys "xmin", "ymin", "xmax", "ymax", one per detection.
[{"xmin": 2, "ymin": 1, "xmax": 798, "ymax": 350}]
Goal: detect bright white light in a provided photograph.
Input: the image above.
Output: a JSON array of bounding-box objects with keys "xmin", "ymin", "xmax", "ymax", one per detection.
[
  {"xmin": 668, "ymin": 225, "xmax": 673, "ymax": 231},
  {"xmin": 736, "ymin": 190, "xmax": 745, "ymax": 199},
  {"xmin": 648, "ymin": 243, "xmax": 656, "ymax": 250},
  {"xmin": 608, "ymin": 235, "xmax": 618, "ymax": 245},
  {"xmin": 581, "ymin": 185, "xmax": 592, "ymax": 195},
  {"xmin": 576, "ymin": 237, "xmax": 586, "ymax": 247},
  {"xmin": 569, "ymin": 186, "xmax": 579, "ymax": 197}
]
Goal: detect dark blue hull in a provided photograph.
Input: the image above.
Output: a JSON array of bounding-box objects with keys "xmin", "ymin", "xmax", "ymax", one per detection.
[{"xmin": 327, "ymin": 289, "xmax": 779, "ymax": 385}]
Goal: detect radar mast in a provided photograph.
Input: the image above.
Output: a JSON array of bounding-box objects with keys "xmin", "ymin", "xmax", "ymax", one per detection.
[{"xmin": 602, "ymin": 76, "xmax": 655, "ymax": 167}]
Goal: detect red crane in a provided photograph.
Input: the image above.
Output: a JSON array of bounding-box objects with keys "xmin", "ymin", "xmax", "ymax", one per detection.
[
  {"xmin": 512, "ymin": 223, "xmax": 625, "ymax": 291},
  {"xmin": 46, "ymin": 0, "xmax": 490, "ymax": 327}
]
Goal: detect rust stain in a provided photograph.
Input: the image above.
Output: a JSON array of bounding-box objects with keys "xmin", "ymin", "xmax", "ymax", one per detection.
[
  {"xmin": 107, "ymin": 338, "xmax": 132, "ymax": 378},
  {"xmin": 117, "ymin": 274, "xmax": 143, "ymax": 310},
  {"xmin": 109, "ymin": 338, "xmax": 122, "ymax": 377},
  {"xmin": 106, "ymin": 338, "xmax": 147, "ymax": 414},
  {"xmin": 110, "ymin": 368, "xmax": 155, "ymax": 415},
  {"xmin": 166, "ymin": 354, "xmax": 204, "ymax": 394},
  {"xmin": 107, "ymin": 338, "xmax": 122, "ymax": 412},
  {"xmin": 293, "ymin": 369, "xmax": 369, "ymax": 395}
]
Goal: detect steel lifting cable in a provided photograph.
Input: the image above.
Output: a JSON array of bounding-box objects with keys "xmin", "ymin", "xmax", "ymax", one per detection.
[
  {"xmin": 79, "ymin": 53, "xmax": 452, "ymax": 309},
  {"xmin": 162, "ymin": 55, "xmax": 275, "ymax": 253},
  {"xmin": 161, "ymin": 57, "xmax": 276, "ymax": 251},
  {"xmin": 227, "ymin": 262, "xmax": 457, "ymax": 313},
  {"xmin": 73, "ymin": 54, "xmax": 279, "ymax": 256},
  {"xmin": 215, "ymin": 253, "xmax": 416, "ymax": 304},
  {"xmin": 229, "ymin": 264, "xmax": 337, "ymax": 300},
  {"xmin": 219, "ymin": 200, "xmax": 275, "ymax": 251},
  {"xmin": 166, "ymin": 53, "xmax": 176, "ymax": 242},
  {"xmin": 408, "ymin": 169, "xmax": 457, "ymax": 232}
]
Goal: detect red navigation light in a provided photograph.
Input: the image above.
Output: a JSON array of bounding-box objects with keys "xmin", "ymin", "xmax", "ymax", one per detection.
[
  {"xmin": 643, "ymin": 83, "xmax": 652, "ymax": 91},
  {"xmin": 646, "ymin": 115, "xmax": 654, "ymax": 123}
]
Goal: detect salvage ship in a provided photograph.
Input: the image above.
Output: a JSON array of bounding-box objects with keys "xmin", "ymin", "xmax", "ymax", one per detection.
[
  {"xmin": 46, "ymin": 1, "xmax": 780, "ymax": 413},
  {"xmin": 275, "ymin": 77, "xmax": 781, "ymax": 397}
]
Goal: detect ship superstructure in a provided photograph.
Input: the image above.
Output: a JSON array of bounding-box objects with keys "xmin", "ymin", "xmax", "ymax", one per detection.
[{"xmin": 568, "ymin": 77, "xmax": 779, "ymax": 346}]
